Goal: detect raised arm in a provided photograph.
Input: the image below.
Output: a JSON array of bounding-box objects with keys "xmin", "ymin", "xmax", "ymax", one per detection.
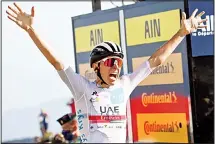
[
  {"xmin": 6, "ymin": 3, "xmax": 64, "ymax": 70},
  {"xmin": 127, "ymin": 9, "xmax": 207, "ymax": 90},
  {"xmin": 148, "ymin": 9, "xmax": 207, "ymax": 68}
]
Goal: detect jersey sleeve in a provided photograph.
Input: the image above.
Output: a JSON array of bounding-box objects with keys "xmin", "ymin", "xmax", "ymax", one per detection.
[
  {"xmin": 57, "ymin": 65, "xmax": 89, "ymax": 100},
  {"xmin": 126, "ymin": 60, "xmax": 153, "ymax": 93}
]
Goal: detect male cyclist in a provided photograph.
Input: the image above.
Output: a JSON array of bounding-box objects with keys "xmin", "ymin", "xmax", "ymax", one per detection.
[{"xmin": 6, "ymin": 3, "xmax": 206, "ymax": 143}]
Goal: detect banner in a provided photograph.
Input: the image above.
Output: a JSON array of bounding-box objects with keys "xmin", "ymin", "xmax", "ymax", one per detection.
[
  {"xmin": 126, "ymin": 9, "xmax": 180, "ymax": 46},
  {"xmin": 137, "ymin": 113, "xmax": 188, "ymax": 143},
  {"xmin": 130, "ymin": 89, "xmax": 190, "ymax": 143},
  {"xmin": 189, "ymin": 0, "xmax": 214, "ymax": 56},
  {"xmin": 132, "ymin": 53, "xmax": 184, "ymax": 86},
  {"xmin": 124, "ymin": 1, "xmax": 192, "ymax": 143},
  {"xmin": 75, "ymin": 21, "xmax": 120, "ymax": 53}
]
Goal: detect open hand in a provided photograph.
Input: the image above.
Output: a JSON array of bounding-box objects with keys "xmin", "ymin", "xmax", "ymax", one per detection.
[
  {"xmin": 6, "ymin": 3, "xmax": 34, "ymax": 31},
  {"xmin": 180, "ymin": 9, "xmax": 207, "ymax": 36}
]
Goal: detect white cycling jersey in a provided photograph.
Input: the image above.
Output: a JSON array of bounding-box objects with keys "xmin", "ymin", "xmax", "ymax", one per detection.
[{"xmin": 58, "ymin": 60, "xmax": 152, "ymax": 143}]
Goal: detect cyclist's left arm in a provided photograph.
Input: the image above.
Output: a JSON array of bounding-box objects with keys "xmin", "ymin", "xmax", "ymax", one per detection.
[
  {"xmin": 148, "ymin": 30, "xmax": 185, "ymax": 69},
  {"xmin": 148, "ymin": 8, "xmax": 206, "ymax": 68},
  {"xmin": 125, "ymin": 60, "xmax": 153, "ymax": 92},
  {"xmin": 124, "ymin": 9, "xmax": 206, "ymax": 95},
  {"xmin": 126, "ymin": 30, "xmax": 185, "ymax": 91}
]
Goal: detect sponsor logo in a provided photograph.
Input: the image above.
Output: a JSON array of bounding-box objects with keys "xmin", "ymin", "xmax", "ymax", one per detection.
[
  {"xmin": 96, "ymin": 125, "xmax": 125, "ymax": 129},
  {"xmin": 92, "ymin": 91, "xmax": 98, "ymax": 96},
  {"xmin": 141, "ymin": 91, "xmax": 177, "ymax": 107},
  {"xmin": 79, "ymin": 63, "xmax": 96, "ymax": 82},
  {"xmin": 150, "ymin": 62, "xmax": 174, "ymax": 75},
  {"xmin": 85, "ymin": 70, "xmax": 97, "ymax": 82},
  {"xmin": 90, "ymin": 91, "xmax": 99, "ymax": 103},
  {"xmin": 77, "ymin": 109, "xmax": 84, "ymax": 131},
  {"xmin": 132, "ymin": 53, "xmax": 183, "ymax": 86},
  {"xmin": 80, "ymin": 134, "xmax": 87, "ymax": 142},
  {"xmin": 89, "ymin": 115, "xmax": 126, "ymax": 123},
  {"xmin": 137, "ymin": 113, "xmax": 188, "ymax": 143},
  {"xmin": 144, "ymin": 121, "xmax": 181, "ymax": 135},
  {"xmin": 110, "ymin": 88, "xmax": 124, "ymax": 104},
  {"xmin": 192, "ymin": 15, "xmax": 214, "ymax": 37},
  {"xmin": 76, "ymin": 109, "xmax": 88, "ymax": 142},
  {"xmin": 97, "ymin": 125, "xmax": 113, "ymax": 129},
  {"xmin": 100, "ymin": 115, "xmax": 124, "ymax": 121},
  {"xmin": 100, "ymin": 106, "xmax": 119, "ymax": 115}
]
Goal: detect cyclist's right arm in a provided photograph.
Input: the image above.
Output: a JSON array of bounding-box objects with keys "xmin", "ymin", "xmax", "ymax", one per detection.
[
  {"xmin": 27, "ymin": 27, "xmax": 64, "ymax": 70},
  {"xmin": 28, "ymin": 26, "xmax": 88, "ymax": 98},
  {"xmin": 25, "ymin": 15, "xmax": 88, "ymax": 99},
  {"xmin": 57, "ymin": 66, "xmax": 89, "ymax": 99},
  {"xmin": 6, "ymin": 3, "xmax": 64, "ymax": 70},
  {"xmin": 6, "ymin": 3, "xmax": 87, "ymax": 98}
]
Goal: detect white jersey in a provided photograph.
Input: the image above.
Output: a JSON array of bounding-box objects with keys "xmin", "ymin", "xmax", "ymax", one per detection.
[{"xmin": 58, "ymin": 60, "xmax": 152, "ymax": 143}]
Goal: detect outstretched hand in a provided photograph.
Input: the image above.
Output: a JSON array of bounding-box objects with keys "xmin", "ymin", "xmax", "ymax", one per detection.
[
  {"xmin": 6, "ymin": 3, "xmax": 34, "ymax": 31},
  {"xmin": 179, "ymin": 9, "xmax": 207, "ymax": 36}
]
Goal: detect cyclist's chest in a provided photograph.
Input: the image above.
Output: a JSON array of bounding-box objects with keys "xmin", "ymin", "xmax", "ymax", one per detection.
[{"xmin": 88, "ymin": 87, "xmax": 127, "ymax": 116}]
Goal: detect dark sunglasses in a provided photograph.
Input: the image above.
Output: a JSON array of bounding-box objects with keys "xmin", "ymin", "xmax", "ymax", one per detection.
[{"xmin": 98, "ymin": 57, "xmax": 123, "ymax": 68}]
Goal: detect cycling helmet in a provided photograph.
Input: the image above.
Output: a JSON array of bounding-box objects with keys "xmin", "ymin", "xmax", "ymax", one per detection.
[
  {"xmin": 90, "ymin": 41, "xmax": 124, "ymax": 68},
  {"xmin": 89, "ymin": 41, "xmax": 124, "ymax": 85}
]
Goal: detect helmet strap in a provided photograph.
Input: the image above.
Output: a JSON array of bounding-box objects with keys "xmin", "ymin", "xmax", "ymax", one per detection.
[{"xmin": 96, "ymin": 63, "xmax": 108, "ymax": 86}]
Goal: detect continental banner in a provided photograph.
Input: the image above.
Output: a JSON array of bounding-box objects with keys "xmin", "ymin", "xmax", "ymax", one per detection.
[
  {"xmin": 137, "ymin": 113, "xmax": 188, "ymax": 143},
  {"xmin": 132, "ymin": 53, "xmax": 184, "ymax": 86},
  {"xmin": 79, "ymin": 63, "xmax": 96, "ymax": 82},
  {"xmin": 130, "ymin": 90, "xmax": 190, "ymax": 143},
  {"xmin": 126, "ymin": 9, "xmax": 180, "ymax": 46}
]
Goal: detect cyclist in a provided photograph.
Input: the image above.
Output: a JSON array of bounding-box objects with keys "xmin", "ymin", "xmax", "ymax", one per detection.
[{"xmin": 6, "ymin": 3, "xmax": 206, "ymax": 143}]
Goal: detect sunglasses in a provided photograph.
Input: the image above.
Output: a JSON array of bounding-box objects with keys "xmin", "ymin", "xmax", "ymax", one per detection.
[{"xmin": 99, "ymin": 57, "xmax": 123, "ymax": 68}]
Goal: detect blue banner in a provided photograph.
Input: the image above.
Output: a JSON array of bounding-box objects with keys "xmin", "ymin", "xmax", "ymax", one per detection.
[{"xmin": 189, "ymin": 0, "xmax": 214, "ymax": 56}]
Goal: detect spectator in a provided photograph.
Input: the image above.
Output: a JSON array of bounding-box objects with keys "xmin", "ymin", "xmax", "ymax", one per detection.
[
  {"xmin": 38, "ymin": 109, "xmax": 53, "ymax": 143},
  {"xmin": 52, "ymin": 133, "xmax": 66, "ymax": 143},
  {"xmin": 58, "ymin": 113, "xmax": 81, "ymax": 143}
]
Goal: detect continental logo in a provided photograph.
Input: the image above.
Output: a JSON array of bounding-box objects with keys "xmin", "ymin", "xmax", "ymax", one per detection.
[
  {"xmin": 75, "ymin": 21, "xmax": 120, "ymax": 53},
  {"xmin": 151, "ymin": 62, "xmax": 174, "ymax": 75},
  {"xmin": 125, "ymin": 9, "xmax": 180, "ymax": 46},
  {"xmin": 142, "ymin": 91, "xmax": 177, "ymax": 107},
  {"xmin": 144, "ymin": 121, "xmax": 182, "ymax": 135},
  {"xmin": 137, "ymin": 113, "xmax": 188, "ymax": 143},
  {"xmin": 79, "ymin": 63, "xmax": 96, "ymax": 82},
  {"xmin": 85, "ymin": 70, "xmax": 97, "ymax": 82},
  {"xmin": 132, "ymin": 53, "xmax": 183, "ymax": 86}
]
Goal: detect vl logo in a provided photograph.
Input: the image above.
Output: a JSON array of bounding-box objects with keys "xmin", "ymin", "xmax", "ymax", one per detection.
[
  {"xmin": 90, "ymin": 91, "xmax": 99, "ymax": 103},
  {"xmin": 110, "ymin": 88, "xmax": 124, "ymax": 104},
  {"xmin": 92, "ymin": 91, "xmax": 98, "ymax": 96}
]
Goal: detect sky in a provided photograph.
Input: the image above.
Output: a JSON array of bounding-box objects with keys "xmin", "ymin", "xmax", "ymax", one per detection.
[{"xmin": 2, "ymin": 1, "xmax": 135, "ymax": 141}]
